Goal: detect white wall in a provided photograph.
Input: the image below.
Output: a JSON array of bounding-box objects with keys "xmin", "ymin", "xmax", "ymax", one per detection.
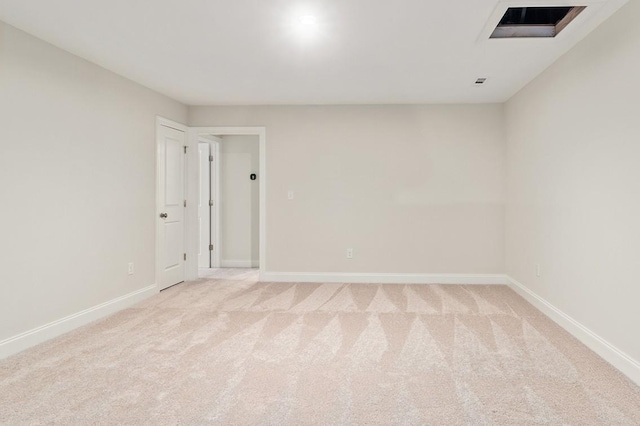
[
  {"xmin": 505, "ymin": 0, "xmax": 640, "ymax": 367},
  {"xmin": 0, "ymin": 22, "xmax": 187, "ymax": 345},
  {"xmin": 189, "ymin": 105, "xmax": 506, "ymax": 274},
  {"xmin": 219, "ymin": 135, "xmax": 259, "ymax": 267}
]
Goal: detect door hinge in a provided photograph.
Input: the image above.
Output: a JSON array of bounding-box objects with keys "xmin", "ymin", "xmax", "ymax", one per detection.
[
  {"xmin": 209, "ymin": 244, "xmax": 214, "ymax": 251},
  {"xmin": 183, "ymin": 253, "xmax": 187, "ymax": 261},
  {"xmin": 209, "ymin": 155, "xmax": 213, "ymax": 162},
  {"xmin": 184, "ymin": 146, "xmax": 188, "ymax": 154},
  {"xmin": 209, "ymin": 200, "xmax": 213, "ymax": 207},
  {"xmin": 184, "ymin": 199, "xmax": 187, "ymax": 207}
]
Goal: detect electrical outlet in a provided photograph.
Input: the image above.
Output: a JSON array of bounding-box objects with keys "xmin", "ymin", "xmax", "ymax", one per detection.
[
  {"xmin": 128, "ymin": 262, "xmax": 134, "ymax": 275},
  {"xmin": 288, "ymin": 190, "xmax": 294, "ymax": 200},
  {"xmin": 535, "ymin": 263, "xmax": 541, "ymax": 277},
  {"xmin": 346, "ymin": 248, "xmax": 353, "ymax": 259}
]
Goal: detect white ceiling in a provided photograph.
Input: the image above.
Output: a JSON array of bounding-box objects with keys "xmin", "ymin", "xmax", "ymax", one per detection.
[{"xmin": 0, "ymin": 0, "xmax": 628, "ymax": 105}]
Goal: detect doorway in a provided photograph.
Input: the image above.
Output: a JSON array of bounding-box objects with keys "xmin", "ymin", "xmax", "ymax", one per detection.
[{"xmin": 189, "ymin": 128, "xmax": 265, "ymax": 280}]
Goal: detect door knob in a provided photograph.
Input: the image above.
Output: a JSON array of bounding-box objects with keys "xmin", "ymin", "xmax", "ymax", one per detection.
[{"xmin": 160, "ymin": 213, "xmax": 168, "ymax": 219}]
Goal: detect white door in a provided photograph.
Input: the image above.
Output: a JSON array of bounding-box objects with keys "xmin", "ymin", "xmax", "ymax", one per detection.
[
  {"xmin": 198, "ymin": 143, "xmax": 210, "ymax": 268},
  {"xmin": 157, "ymin": 124, "xmax": 186, "ymax": 290}
]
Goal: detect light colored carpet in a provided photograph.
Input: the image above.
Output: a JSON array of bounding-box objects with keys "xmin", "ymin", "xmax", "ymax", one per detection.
[{"xmin": 1, "ymin": 269, "xmax": 639, "ymax": 425}]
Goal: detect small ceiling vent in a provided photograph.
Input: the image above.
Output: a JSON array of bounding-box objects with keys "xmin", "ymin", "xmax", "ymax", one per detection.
[{"xmin": 490, "ymin": 6, "xmax": 586, "ymax": 39}]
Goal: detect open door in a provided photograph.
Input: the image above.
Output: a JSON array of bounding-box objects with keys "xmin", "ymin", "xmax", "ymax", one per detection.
[{"xmin": 198, "ymin": 143, "xmax": 211, "ymax": 268}]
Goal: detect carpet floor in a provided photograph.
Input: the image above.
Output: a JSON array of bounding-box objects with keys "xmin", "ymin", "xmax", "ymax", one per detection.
[{"xmin": 1, "ymin": 269, "xmax": 639, "ymax": 425}]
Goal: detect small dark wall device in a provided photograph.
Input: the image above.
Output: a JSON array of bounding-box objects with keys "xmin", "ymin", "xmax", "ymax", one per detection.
[{"xmin": 250, "ymin": 173, "xmax": 257, "ymax": 181}]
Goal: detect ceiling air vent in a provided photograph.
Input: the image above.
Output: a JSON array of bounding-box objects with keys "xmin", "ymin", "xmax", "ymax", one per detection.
[{"xmin": 490, "ymin": 6, "xmax": 586, "ymax": 39}]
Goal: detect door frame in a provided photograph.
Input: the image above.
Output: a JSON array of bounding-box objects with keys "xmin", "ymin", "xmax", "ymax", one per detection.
[
  {"xmin": 187, "ymin": 127, "xmax": 266, "ymax": 280},
  {"xmin": 156, "ymin": 116, "xmax": 188, "ymax": 289}
]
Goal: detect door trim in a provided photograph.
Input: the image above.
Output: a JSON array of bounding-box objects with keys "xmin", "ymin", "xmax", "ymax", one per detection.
[
  {"xmin": 156, "ymin": 117, "xmax": 188, "ymax": 289},
  {"xmin": 187, "ymin": 127, "xmax": 266, "ymax": 281}
]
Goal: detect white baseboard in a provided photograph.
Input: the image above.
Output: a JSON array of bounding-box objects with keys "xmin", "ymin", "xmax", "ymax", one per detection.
[
  {"xmin": 507, "ymin": 276, "xmax": 640, "ymax": 386},
  {"xmin": 260, "ymin": 272, "xmax": 508, "ymax": 285},
  {"xmin": 0, "ymin": 283, "xmax": 158, "ymax": 360},
  {"xmin": 221, "ymin": 259, "xmax": 259, "ymax": 268}
]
